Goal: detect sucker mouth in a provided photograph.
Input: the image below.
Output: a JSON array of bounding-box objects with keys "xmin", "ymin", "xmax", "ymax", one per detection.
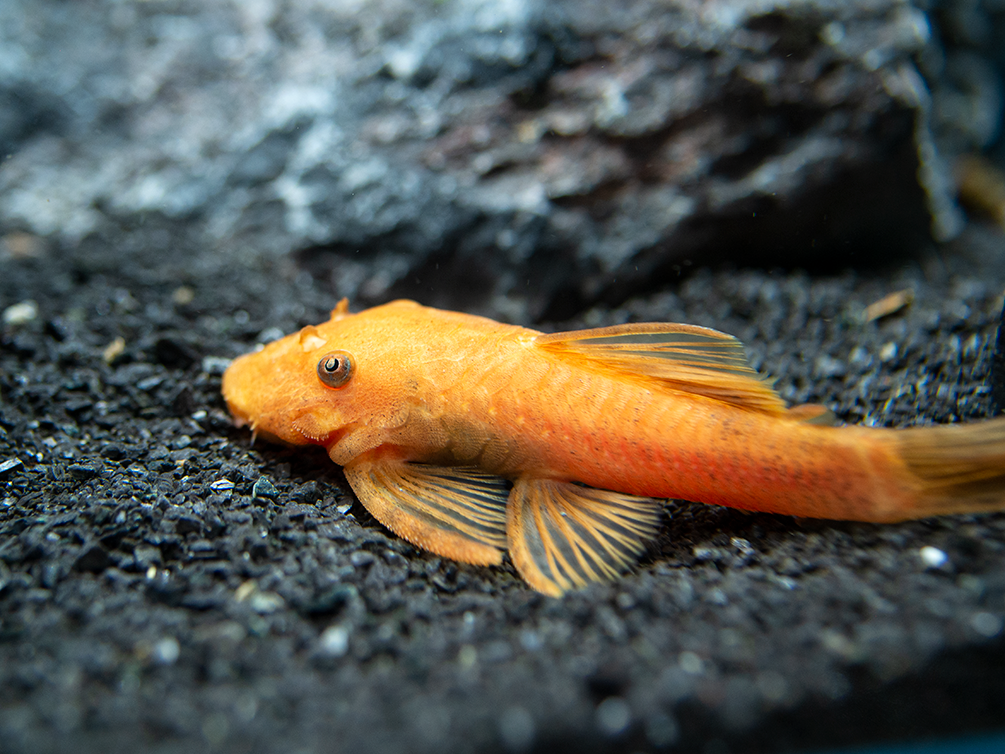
[
  {"xmin": 228, "ymin": 408, "xmax": 250, "ymax": 429},
  {"xmin": 286, "ymin": 407, "xmax": 352, "ymax": 450}
]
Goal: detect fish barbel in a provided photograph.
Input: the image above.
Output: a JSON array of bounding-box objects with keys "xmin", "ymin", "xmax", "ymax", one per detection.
[{"xmin": 222, "ymin": 299, "xmax": 1005, "ymax": 596}]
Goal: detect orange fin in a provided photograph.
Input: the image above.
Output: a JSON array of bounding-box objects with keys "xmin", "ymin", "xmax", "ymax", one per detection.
[
  {"xmin": 343, "ymin": 460, "xmax": 510, "ymax": 566},
  {"xmin": 506, "ymin": 477, "xmax": 663, "ymax": 597},
  {"xmin": 536, "ymin": 323, "xmax": 786, "ymax": 414},
  {"xmin": 894, "ymin": 417, "xmax": 1005, "ymax": 518},
  {"xmin": 330, "ymin": 297, "xmax": 351, "ymax": 320},
  {"xmin": 787, "ymin": 403, "xmax": 837, "ymax": 425}
]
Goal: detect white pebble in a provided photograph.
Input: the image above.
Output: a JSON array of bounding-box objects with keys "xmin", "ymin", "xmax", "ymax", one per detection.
[
  {"xmin": 2, "ymin": 300, "xmax": 37, "ymax": 326},
  {"xmin": 152, "ymin": 636, "xmax": 180, "ymax": 665},
  {"xmin": 919, "ymin": 546, "xmax": 948, "ymax": 568},
  {"xmin": 318, "ymin": 625, "xmax": 349, "ymax": 657},
  {"xmin": 249, "ymin": 591, "xmax": 284, "ymax": 614}
]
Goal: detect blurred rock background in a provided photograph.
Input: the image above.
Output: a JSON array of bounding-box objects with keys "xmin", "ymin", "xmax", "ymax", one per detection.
[{"xmin": 1, "ymin": 0, "xmax": 1002, "ymax": 322}]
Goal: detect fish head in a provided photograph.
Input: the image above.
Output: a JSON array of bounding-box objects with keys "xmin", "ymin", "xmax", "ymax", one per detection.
[{"xmin": 222, "ymin": 299, "xmax": 423, "ymax": 450}]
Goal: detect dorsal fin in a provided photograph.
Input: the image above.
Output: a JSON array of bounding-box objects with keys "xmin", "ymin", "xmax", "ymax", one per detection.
[
  {"xmin": 786, "ymin": 403, "xmax": 837, "ymax": 425},
  {"xmin": 536, "ymin": 322, "xmax": 787, "ymax": 414}
]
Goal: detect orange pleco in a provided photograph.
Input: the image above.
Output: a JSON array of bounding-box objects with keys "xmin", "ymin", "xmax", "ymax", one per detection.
[{"xmin": 222, "ymin": 299, "xmax": 1005, "ymax": 596}]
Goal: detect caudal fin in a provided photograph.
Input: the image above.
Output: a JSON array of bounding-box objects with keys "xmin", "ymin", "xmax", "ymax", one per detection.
[{"xmin": 894, "ymin": 416, "xmax": 1005, "ymax": 517}]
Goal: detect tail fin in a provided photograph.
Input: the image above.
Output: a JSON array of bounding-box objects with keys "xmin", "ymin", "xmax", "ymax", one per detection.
[{"xmin": 894, "ymin": 417, "xmax": 1005, "ymax": 517}]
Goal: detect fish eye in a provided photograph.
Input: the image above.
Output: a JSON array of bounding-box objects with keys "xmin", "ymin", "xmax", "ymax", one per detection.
[{"xmin": 316, "ymin": 350, "xmax": 354, "ymax": 389}]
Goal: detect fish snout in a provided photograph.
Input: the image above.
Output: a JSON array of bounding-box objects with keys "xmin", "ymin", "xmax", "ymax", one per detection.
[
  {"xmin": 223, "ymin": 348, "xmax": 350, "ymax": 448},
  {"xmin": 222, "ymin": 350, "xmax": 301, "ymax": 437}
]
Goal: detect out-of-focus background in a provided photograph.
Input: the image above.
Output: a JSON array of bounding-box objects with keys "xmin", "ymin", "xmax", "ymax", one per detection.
[{"xmin": 2, "ymin": 0, "xmax": 1002, "ymax": 317}]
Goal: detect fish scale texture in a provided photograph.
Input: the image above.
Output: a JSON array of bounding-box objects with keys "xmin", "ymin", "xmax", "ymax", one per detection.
[{"xmin": 3, "ymin": 224, "xmax": 1005, "ymax": 754}]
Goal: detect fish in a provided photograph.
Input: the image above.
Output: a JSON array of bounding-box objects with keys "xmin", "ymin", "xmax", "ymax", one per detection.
[{"xmin": 222, "ymin": 299, "xmax": 1005, "ymax": 596}]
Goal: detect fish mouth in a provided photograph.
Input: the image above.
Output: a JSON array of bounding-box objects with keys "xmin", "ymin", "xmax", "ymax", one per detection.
[
  {"xmin": 227, "ymin": 403, "xmax": 251, "ymax": 429},
  {"xmin": 316, "ymin": 425, "xmax": 350, "ymax": 455},
  {"xmin": 221, "ymin": 334, "xmax": 353, "ymax": 452},
  {"xmin": 231, "ymin": 409, "xmax": 346, "ymax": 450},
  {"xmin": 288, "ymin": 408, "xmax": 351, "ymax": 449}
]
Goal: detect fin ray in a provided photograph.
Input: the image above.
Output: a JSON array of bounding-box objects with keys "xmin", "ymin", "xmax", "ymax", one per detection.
[
  {"xmin": 344, "ymin": 460, "xmax": 510, "ymax": 566},
  {"xmin": 507, "ymin": 477, "xmax": 662, "ymax": 596},
  {"xmin": 787, "ymin": 403, "xmax": 837, "ymax": 425},
  {"xmin": 537, "ymin": 323, "xmax": 786, "ymax": 414}
]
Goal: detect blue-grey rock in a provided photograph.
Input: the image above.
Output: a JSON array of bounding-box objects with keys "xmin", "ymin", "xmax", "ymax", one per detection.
[{"xmin": 0, "ymin": 1, "xmax": 992, "ymax": 320}]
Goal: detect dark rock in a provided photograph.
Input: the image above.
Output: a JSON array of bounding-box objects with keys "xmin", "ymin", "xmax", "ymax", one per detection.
[
  {"xmin": 0, "ymin": 83, "xmax": 66, "ymax": 158},
  {"xmin": 188, "ymin": 539, "xmax": 218, "ymax": 560},
  {"xmin": 298, "ymin": 583, "xmax": 365, "ymax": 618},
  {"xmin": 252, "ymin": 477, "xmax": 279, "ymax": 500},
  {"xmin": 171, "ymin": 385, "xmax": 196, "ymax": 416},
  {"xmin": 174, "ymin": 516, "xmax": 203, "ymax": 536},
  {"xmin": 63, "ymin": 398, "xmax": 93, "ymax": 417},
  {"xmin": 44, "ymin": 316, "xmax": 72, "ymax": 342},
  {"xmin": 99, "ymin": 444, "xmax": 125, "ymax": 461},
  {"xmin": 993, "ymin": 297, "xmax": 1005, "ymax": 413},
  {"xmin": 292, "ymin": 481, "xmax": 320, "ymax": 505},
  {"xmin": 0, "ymin": 0, "xmax": 979, "ymax": 321},
  {"xmin": 66, "ymin": 463, "xmax": 100, "ymax": 481},
  {"xmin": 145, "ymin": 575, "xmax": 186, "ymax": 606},
  {"xmin": 181, "ymin": 588, "xmax": 228, "ymax": 610},
  {"xmin": 74, "ymin": 543, "xmax": 111, "ymax": 573},
  {"xmin": 229, "ymin": 126, "xmax": 303, "ymax": 186},
  {"xmin": 153, "ymin": 336, "xmax": 200, "ymax": 369}
]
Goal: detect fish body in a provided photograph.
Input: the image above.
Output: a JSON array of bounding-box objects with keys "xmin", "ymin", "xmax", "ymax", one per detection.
[{"xmin": 223, "ymin": 299, "xmax": 1005, "ymax": 595}]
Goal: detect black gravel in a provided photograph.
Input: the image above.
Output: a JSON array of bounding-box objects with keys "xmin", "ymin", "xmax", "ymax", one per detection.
[{"xmin": 3, "ymin": 225, "xmax": 1005, "ymax": 754}]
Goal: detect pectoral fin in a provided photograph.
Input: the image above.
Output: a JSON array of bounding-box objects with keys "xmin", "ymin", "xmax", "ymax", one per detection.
[
  {"xmin": 343, "ymin": 460, "xmax": 510, "ymax": 566},
  {"xmin": 506, "ymin": 477, "xmax": 663, "ymax": 597}
]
